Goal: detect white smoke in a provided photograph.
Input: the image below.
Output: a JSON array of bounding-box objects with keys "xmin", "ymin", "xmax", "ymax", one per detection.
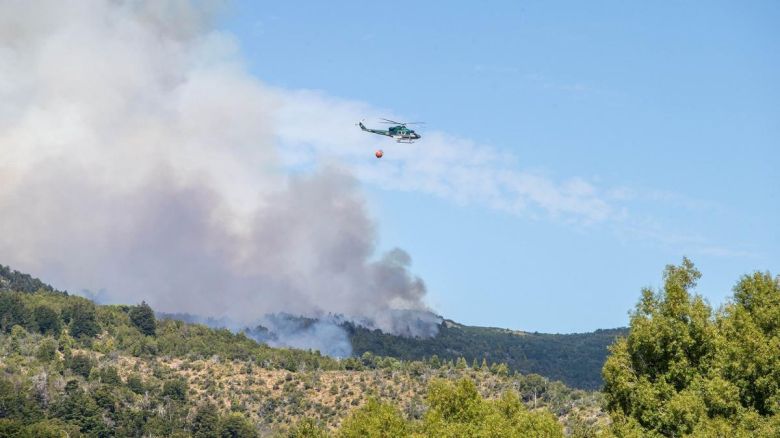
[{"xmin": 0, "ymin": 0, "xmax": 438, "ymax": 338}]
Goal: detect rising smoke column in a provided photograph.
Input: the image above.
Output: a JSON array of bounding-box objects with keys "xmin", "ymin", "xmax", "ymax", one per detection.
[{"xmin": 0, "ymin": 0, "xmax": 438, "ymax": 343}]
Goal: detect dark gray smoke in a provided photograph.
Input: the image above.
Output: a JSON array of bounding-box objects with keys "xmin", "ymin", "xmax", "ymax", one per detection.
[{"xmin": 0, "ymin": 0, "xmax": 440, "ymax": 342}]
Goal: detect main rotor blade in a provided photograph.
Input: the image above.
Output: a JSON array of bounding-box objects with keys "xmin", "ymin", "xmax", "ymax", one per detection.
[
  {"xmin": 380, "ymin": 118, "xmax": 404, "ymax": 124},
  {"xmin": 379, "ymin": 118, "xmax": 425, "ymax": 126}
]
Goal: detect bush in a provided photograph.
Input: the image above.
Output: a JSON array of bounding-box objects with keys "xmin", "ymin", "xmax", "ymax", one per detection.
[
  {"xmin": 98, "ymin": 366, "xmax": 121, "ymax": 385},
  {"xmin": 219, "ymin": 412, "xmax": 257, "ymax": 438},
  {"xmin": 36, "ymin": 338, "xmax": 58, "ymax": 362},
  {"xmin": 127, "ymin": 374, "xmax": 145, "ymax": 394},
  {"xmin": 338, "ymin": 398, "xmax": 407, "ymax": 438},
  {"xmin": 68, "ymin": 354, "xmax": 95, "ymax": 378},
  {"xmin": 192, "ymin": 402, "xmax": 220, "ymax": 438},
  {"xmin": 418, "ymin": 378, "xmax": 564, "ymax": 437},
  {"xmin": 288, "ymin": 418, "xmax": 328, "ymax": 437},
  {"xmin": 162, "ymin": 378, "xmax": 188, "ymax": 402}
]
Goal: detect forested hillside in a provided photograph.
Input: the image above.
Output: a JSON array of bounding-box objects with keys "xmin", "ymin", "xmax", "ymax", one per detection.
[
  {"xmin": 0, "ymin": 287, "xmax": 604, "ymax": 437},
  {"xmin": 0, "ymin": 265, "xmax": 61, "ymax": 294},
  {"xmin": 2, "ymin": 260, "xmax": 778, "ymax": 437},
  {"xmin": 348, "ymin": 321, "xmax": 626, "ymax": 390},
  {"xmin": 1, "ymin": 264, "xmax": 624, "ymax": 391}
]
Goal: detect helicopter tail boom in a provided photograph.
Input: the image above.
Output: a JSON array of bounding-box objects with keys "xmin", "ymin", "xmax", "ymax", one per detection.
[{"xmin": 358, "ymin": 121, "xmax": 391, "ymax": 136}]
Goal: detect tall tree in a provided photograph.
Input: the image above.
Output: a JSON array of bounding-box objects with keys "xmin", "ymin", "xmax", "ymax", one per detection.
[
  {"xmin": 192, "ymin": 402, "xmax": 220, "ymax": 438},
  {"xmin": 0, "ymin": 292, "xmax": 31, "ymax": 332},
  {"xmin": 68, "ymin": 301, "xmax": 100, "ymax": 338},
  {"xmin": 716, "ymin": 272, "xmax": 780, "ymax": 416},
  {"xmin": 338, "ymin": 398, "xmax": 408, "ymax": 438},
  {"xmin": 129, "ymin": 301, "xmax": 156, "ymax": 336},
  {"xmin": 420, "ymin": 378, "xmax": 563, "ymax": 437},
  {"xmin": 603, "ymin": 258, "xmax": 716, "ymax": 436},
  {"xmin": 33, "ymin": 305, "xmax": 61, "ymax": 335},
  {"xmin": 218, "ymin": 412, "xmax": 257, "ymax": 438},
  {"xmin": 603, "ymin": 260, "xmax": 780, "ymax": 436}
]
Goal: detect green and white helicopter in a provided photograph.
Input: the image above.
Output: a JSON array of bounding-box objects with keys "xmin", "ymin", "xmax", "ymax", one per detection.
[{"xmin": 358, "ymin": 118, "xmax": 423, "ymax": 143}]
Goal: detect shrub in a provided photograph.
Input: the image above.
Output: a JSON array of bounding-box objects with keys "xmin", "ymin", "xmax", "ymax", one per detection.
[
  {"xmin": 162, "ymin": 378, "xmax": 188, "ymax": 402},
  {"xmin": 219, "ymin": 412, "xmax": 257, "ymax": 438},
  {"xmin": 68, "ymin": 354, "xmax": 95, "ymax": 378},
  {"xmin": 36, "ymin": 338, "xmax": 58, "ymax": 362}
]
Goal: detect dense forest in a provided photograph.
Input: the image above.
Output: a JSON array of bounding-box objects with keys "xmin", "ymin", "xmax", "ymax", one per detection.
[
  {"xmin": 347, "ymin": 320, "xmax": 626, "ymax": 390},
  {"xmin": 1, "ymin": 260, "xmax": 778, "ymax": 437}
]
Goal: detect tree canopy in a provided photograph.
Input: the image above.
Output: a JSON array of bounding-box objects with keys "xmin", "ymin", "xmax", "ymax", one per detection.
[
  {"xmin": 603, "ymin": 258, "xmax": 780, "ymax": 436},
  {"xmin": 129, "ymin": 301, "xmax": 156, "ymax": 336}
]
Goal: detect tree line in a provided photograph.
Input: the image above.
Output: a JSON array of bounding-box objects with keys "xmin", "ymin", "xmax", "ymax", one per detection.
[{"xmin": 1, "ymin": 259, "xmax": 777, "ymax": 436}]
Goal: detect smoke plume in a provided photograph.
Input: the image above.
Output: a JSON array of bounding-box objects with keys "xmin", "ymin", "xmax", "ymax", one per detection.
[{"xmin": 0, "ymin": 0, "xmax": 438, "ymax": 342}]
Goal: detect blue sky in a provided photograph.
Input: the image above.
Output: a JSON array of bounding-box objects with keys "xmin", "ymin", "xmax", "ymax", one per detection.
[{"xmin": 220, "ymin": 1, "xmax": 778, "ymax": 332}]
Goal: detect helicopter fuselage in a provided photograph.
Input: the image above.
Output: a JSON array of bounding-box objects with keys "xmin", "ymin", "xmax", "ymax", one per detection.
[{"xmin": 359, "ymin": 121, "xmax": 421, "ymax": 143}]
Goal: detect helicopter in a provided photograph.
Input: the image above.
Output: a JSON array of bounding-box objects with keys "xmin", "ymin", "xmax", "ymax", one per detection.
[{"xmin": 358, "ymin": 118, "xmax": 423, "ymax": 143}]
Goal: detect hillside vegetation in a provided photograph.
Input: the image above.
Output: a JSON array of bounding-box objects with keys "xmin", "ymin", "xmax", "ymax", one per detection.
[
  {"xmin": 348, "ymin": 321, "xmax": 625, "ymax": 390},
  {"xmin": 1, "ymin": 259, "xmax": 778, "ymax": 437},
  {"xmin": 0, "ymin": 265, "xmax": 61, "ymax": 294},
  {"xmin": 0, "ymin": 282, "xmax": 604, "ymax": 437}
]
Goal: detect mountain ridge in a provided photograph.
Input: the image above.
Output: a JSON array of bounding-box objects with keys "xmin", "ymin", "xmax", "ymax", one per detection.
[{"xmin": 1, "ymin": 264, "xmax": 624, "ymax": 389}]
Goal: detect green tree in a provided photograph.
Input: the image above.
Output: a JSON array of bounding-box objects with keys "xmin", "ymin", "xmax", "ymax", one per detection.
[
  {"xmin": 33, "ymin": 305, "xmax": 61, "ymax": 336},
  {"xmin": 50, "ymin": 381, "xmax": 106, "ymax": 435},
  {"xmin": 420, "ymin": 378, "xmax": 563, "ymax": 437},
  {"xmin": 337, "ymin": 398, "xmax": 408, "ymax": 438},
  {"xmin": 492, "ymin": 362, "xmax": 509, "ymax": 377},
  {"xmin": 98, "ymin": 366, "xmax": 121, "ymax": 386},
  {"xmin": 69, "ymin": 300, "xmax": 100, "ymax": 338},
  {"xmin": 68, "ymin": 353, "xmax": 95, "ymax": 378},
  {"xmin": 92, "ymin": 384, "xmax": 118, "ymax": 412},
  {"xmin": 288, "ymin": 418, "xmax": 329, "ymax": 438},
  {"xmin": 0, "ymin": 419, "xmax": 24, "ymax": 437},
  {"xmin": 717, "ymin": 272, "xmax": 780, "ymax": 416},
  {"xmin": 0, "ymin": 293, "xmax": 31, "ymax": 332},
  {"xmin": 23, "ymin": 420, "xmax": 81, "ymax": 438},
  {"xmin": 192, "ymin": 402, "xmax": 220, "ymax": 438},
  {"xmin": 129, "ymin": 301, "xmax": 156, "ymax": 336},
  {"xmin": 602, "ymin": 258, "xmax": 715, "ymax": 436},
  {"xmin": 124, "ymin": 376, "xmax": 143, "ymax": 396},
  {"xmin": 518, "ymin": 374, "xmax": 548, "ymax": 408},
  {"xmin": 219, "ymin": 412, "xmax": 257, "ymax": 438},
  {"xmin": 36, "ymin": 337, "xmax": 58, "ymax": 362},
  {"xmin": 603, "ymin": 260, "xmax": 780, "ymax": 436},
  {"xmin": 0, "ymin": 378, "xmax": 43, "ymax": 422},
  {"xmin": 162, "ymin": 378, "xmax": 188, "ymax": 402}
]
